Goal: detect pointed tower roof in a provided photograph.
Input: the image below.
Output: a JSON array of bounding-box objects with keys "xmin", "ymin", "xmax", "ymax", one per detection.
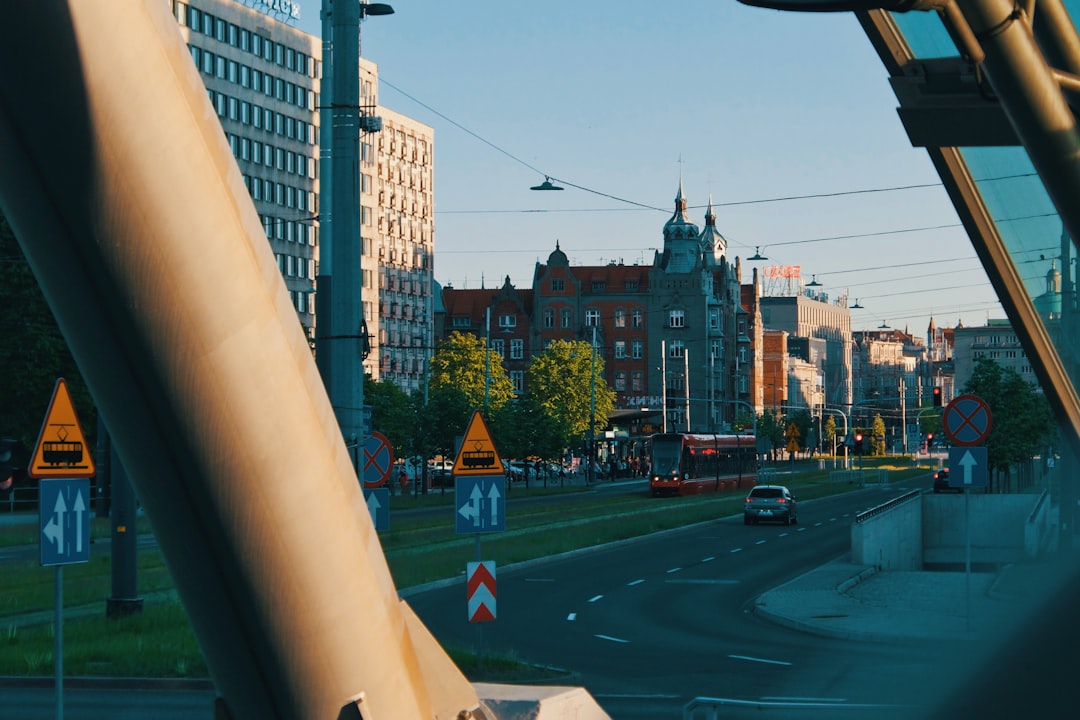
[
  {"xmin": 658, "ymin": 180, "xmax": 701, "ymax": 273},
  {"xmin": 699, "ymin": 193, "xmax": 728, "ymax": 266}
]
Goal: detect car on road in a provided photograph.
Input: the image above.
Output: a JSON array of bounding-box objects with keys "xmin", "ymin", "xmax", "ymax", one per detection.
[
  {"xmin": 744, "ymin": 485, "xmax": 798, "ymax": 525},
  {"xmin": 933, "ymin": 467, "xmax": 961, "ymax": 493}
]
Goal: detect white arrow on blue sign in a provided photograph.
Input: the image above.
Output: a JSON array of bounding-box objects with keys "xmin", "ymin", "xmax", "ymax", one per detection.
[
  {"xmin": 949, "ymin": 446, "xmax": 988, "ymax": 489},
  {"xmin": 40, "ymin": 478, "xmax": 91, "ymax": 566},
  {"xmin": 455, "ymin": 475, "xmax": 506, "ymax": 534},
  {"xmin": 363, "ymin": 487, "xmax": 390, "ymax": 531}
]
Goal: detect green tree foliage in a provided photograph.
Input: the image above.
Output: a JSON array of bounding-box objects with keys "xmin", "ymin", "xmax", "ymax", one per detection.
[
  {"xmin": 429, "ymin": 331, "xmax": 514, "ymax": 412},
  {"xmin": 0, "ymin": 214, "xmax": 95, "ymax": 474},
  {"xmin": 363, "ymin": 376, "xmax": 414, "ymax": 459},
  {"xmin": 871, "ymin": 414, "xmax": 887, "ymax": 456},
  {"xmin": 417, "ymin": 383, "xmax": 473, "ymax": 462},
  {"xmin": 963, "ymin": 357, "xmax": 1055, "ymax": 472},
  {"xmin": 787, "ymin": 409, "xmax": 813, "ymax": 452},
  {"xmin": 525, "ymin": 339, "xmax": 616, "ymax": 442},
  {"xmin": 756, "ymin": 410, "xmax": 785, "ymax": 459},
  {"xmin": 823, "ymin": 415, "xmax": 838, "ymax": 453},
  {"xmin": 490, "ymin": 397, "xmax": 564, "ymax": 469}
]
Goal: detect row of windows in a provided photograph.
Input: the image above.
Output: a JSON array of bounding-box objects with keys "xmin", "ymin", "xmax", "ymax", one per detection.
[
  {"xmin": 544, "ymin": 307, "xmax": 647, "ymax": 329},
  {"xmin": 289, "ymin": 289, "xmax": 314, "ymax": 315},
  {"xmin": 176, "ymin": 2, "xmax": 315, "ymax": 78},
  {"xmin": 191, "ymin": 45, "xmax": 313, "ymax": 112},
  {"xmin": 260, "ymin": 215, "xmax": 315, "ymax": 246},
  {"xmin": 211, "ymin": 89, "xmax": 313, "ymax": 145},
  {"xmin": 276, "ymin": 253, "xmax": 314, "ymax": 280},
  {"xmin": 228, "ymin": 133, "xmax": 313, "ymax": 179},
  {"xmin": 613, "ymin": 371, "xmax": 646, "ymax": 393},
  {"xmin": 244, "ymin": 175, "xmax": 313, "ymax": 213},
  {"xmin": 489, "ymin": 339, "xmax": 525, "ymax": 360},
  {"xmin": 550, "ymin": 277, "xmax": 641, "ymax": 292}
]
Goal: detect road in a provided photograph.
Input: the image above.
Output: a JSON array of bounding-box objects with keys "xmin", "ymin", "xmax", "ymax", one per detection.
[
  {"xmin": 2, "ymin": 479, "xmax": 942, "ymax": 718},
  {"xmin": 407, "ymin": 482, "xmax": 947, "ymax": 719}
]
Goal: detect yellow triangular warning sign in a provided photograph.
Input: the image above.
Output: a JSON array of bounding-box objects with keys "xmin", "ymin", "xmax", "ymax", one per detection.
[
  {"xmin": 29, "ymin": 378, "xmax": 96, "ymax": 479},
  {"xmin": 452, "ymin": 411, "xmax": 504, "ymax": 477}
]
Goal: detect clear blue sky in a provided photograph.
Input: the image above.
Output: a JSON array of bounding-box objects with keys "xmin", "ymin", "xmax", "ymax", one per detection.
[{"xmin": 298, "ymin": 0, "xmax": 1003, "ymax": 337}]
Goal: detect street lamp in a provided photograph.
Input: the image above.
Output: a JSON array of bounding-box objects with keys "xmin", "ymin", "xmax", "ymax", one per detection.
[
  {"xmin": 748, "ymin": 246, "xmax": 768, "ymax": 261},
  {"xmin": 849, "ymin": 299, "xmax": 864, "ymax": 309},
  {"xmin": 530, "ymin": 176, "xmax": 564, "ymax": 191}
]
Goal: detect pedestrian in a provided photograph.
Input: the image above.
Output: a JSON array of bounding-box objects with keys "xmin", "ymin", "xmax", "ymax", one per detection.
[{"xmin": 399, "ymin": 468, "xmax": 409, "ymax": 495}]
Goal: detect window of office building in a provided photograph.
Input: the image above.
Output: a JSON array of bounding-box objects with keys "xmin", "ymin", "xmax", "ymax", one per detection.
[
  {"xmin": 510, "ymin": 339, "xmax": 523, "ymax": 360},
  {"xmin": 491, "ymin": 339, "xmax": 505, "ymax": 358},
  {"xmin": 669, "ymin": 309, "xmax": 685, "ymax": 328},
  {"xmin": 499, "ymin": 314, "xmax": 516, "ymax": 328},
  {"xmin": 615, "ymin": 341, "xmax": 626, "ymax": 359},
  {"xmin": 561, "ymin": 309, "xmax": 572, "ymax": 328},
  {"xmin": 669, "ymin": 341, "xmax": 685, "ymax": 358},
  {"xmin": 551, "ymin": 278, "xmax": 564, "ymax": 292},
  {"xmin": 614, "ymin": 308, "xmax": 626, "ymax": 328},
  {"xmin": 543, "ymin": 308, "xmax": 554, "ymax": 328},
  {"xmin": 511, "ymin": 370, "xmax": 524, "ymax": 395},
  {"xmin": 632, "ymin": 309, "xmax": 643, "ymax": 328},
  {"xmin": 585, "ymin": 309, "xmax": 600, "ymax": 327},
  {"xmin": 632, "ymin": 340, "xmax": 643, "ymax": 359}
]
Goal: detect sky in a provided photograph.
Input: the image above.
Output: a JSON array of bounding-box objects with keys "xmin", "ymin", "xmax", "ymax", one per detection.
[{"xmin": 296, "ymin": 0, "xmax": 1005, "ymax": 337}]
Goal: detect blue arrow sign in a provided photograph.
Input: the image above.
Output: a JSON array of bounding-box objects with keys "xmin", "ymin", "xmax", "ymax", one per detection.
[
  {"xmin": 40, "ymin": 478, "xmax": 91, "ymax": 566},
  {"xmin": 455, "ymin": 475, "xmax": 506, "ymax": 534},
  {"xmin": 949, "ymin": 446, "xmax": 988, "ymax": 489}
]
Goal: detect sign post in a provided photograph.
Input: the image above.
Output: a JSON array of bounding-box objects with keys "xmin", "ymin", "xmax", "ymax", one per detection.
[
  {"xmin": 942, "ymin": 393, "xmax": 993, "ymax": 631},
  {"xmin": 451, "ymin": 411, "xmax": 507, "ymax": 669},
  {"xmin": 29, "ymin": 378, "xmax": 96, "ymax": 720}
]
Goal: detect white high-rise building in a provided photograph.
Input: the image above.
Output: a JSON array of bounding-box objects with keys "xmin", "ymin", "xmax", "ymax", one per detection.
[{"xmin": 172, "ymin": 1, "xmax": 435, "ymax": 393}]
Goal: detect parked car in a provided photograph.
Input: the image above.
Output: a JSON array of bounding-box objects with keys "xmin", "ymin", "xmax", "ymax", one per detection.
[
  {"xmin": 933, "ymin": 467, "xmax": 961, "ymax": 493},
  {"xmin": 744, "ymin": 485, "xmax": 798, "ymax": 525}
]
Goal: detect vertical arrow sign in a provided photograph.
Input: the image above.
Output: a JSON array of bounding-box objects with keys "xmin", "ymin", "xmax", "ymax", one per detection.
[{"xmin": 467, "ymin": 561, "xmax": 497, "ymax": 623}]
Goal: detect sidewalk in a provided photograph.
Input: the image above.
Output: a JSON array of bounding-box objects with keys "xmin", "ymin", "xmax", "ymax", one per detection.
[{"xmin": 753, "ymin": 554, "xmax": 1055, "ymax": 643}]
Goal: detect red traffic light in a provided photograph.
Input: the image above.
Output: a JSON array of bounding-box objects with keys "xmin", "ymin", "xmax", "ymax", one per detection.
[{"xmin": 932, "ymin": 386, "xmax": 942, "ymax": 407}]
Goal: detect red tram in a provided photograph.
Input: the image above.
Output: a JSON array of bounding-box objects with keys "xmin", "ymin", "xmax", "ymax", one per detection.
[{"xmin": 648, "ymin": 432, "xmax": 758, "ymax": 497}]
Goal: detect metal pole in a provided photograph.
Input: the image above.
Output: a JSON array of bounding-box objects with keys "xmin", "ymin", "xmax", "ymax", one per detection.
[
  {"xmin": 684, "ymin": 349, "xmax": 690, "ymax": 432},
  {"xmin": 661, "ymin": 340, "xmax": 667, "ymax": 434},
  {"xmin": 588, "ymin": 325, "xmax": 597, "ymax": 484},
  {"xmin": 484, "ymin": 308, "xmax": 491, "ymax": 412},
  {"xmin": 55, "ymin": 565, "xmax": 63, "ymax": 720}
]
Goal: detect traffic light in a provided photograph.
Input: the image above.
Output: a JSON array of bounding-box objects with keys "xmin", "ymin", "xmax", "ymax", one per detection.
[
  {"xmin": 932, "ymin": 386, "xmax": 942, "ymax": 407},
  {"xmin": 927, "ymin": 432, "xmax": 935, "ymax": 448},
  {"xmin": 854, "ymin": 432, "xmax": 864, "ymax": 455},
  {"xmin": 0, "ymin": 437, "xmax": 16, "ymax": 491}
]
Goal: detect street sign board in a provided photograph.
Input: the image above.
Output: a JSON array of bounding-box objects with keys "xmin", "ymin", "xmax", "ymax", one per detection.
[
  {"xmin": 451, "ymin": 411, "xmax": 504, "ymax": 477},
  {"xmin": 40, "ymin": 478, "xmax": 91, "ymax": 566},
  {"xmin": 942, "ymin": 394, "xmax": 993, "ymax": 447},
  {"xmin": 361, "ymin": 431, "xmax": 393, "ymax": 488},
  {"xmin": 467, "ymin": 561, "xmax": 497, "ymax": 622},
  {"xmin": 949, "ymin": 446, "xmax": 988, "ymax": 489},
  {"xmin": 455, "ymin": 474, "xmax": 506, "ymax": 534},
  {"xmin": 29, "ymin": 378, "xmax": 95, "ymax": 479},
  {"xmin": 363, "ymin": 487, "xmax": 390, "ymax": 531}
]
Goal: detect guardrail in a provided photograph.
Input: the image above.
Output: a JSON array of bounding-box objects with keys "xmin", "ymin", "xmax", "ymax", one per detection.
[
  {"xmin": 854, "ymin": 489, "xmax": 920, "ymax": 524},
  {"xmin": 3, "ymin": 486, "xmax": 40, "ymax": 514}
]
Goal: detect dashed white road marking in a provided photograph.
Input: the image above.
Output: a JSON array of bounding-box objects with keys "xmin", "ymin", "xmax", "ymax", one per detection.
[
  {"xmin": 567, "ymin": 613, "xmax": 577, "ymax": 621},
  {"xmin": 666, "ymin": 567, "xmax": 682, "ymax": 574},
  {"xmin": 702, "ymin": 556, "xmax": 715, "ymax": 562},
  {"xmin": 588, "ymin": 594, "xmax": 603, "ymax": 603},
  {"xmin": 627, "ymin": 578, "xmax": 645, "ymax": 587},
  {"xmin": 595, "ymin": 634, "xmax": 629, "ymax": 644},
  {"xmin": 755, "ymin": 539, "xmax": 767, "ymax": 545},
  {"xmin": 730, "ymin": 547, "xmax": 743, "ymax": 554},
  {"xmin": 729, "ymin": 654, "xmax": 793, "ymax": 666}
]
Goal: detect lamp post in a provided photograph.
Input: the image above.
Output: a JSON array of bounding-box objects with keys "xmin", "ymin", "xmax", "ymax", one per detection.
[
  {"xmin": 317, "ymin": 0, "xmax": 393, "ymax": 469},
  {"xmin": 588, "ymin": 324, "xmax": 597, "ymax": 485}
]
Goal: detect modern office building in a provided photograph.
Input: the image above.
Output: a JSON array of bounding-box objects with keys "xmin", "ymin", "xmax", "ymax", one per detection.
[
  {"xmin": 173, "ymin": 1, "xmax": 434, "ymax": 392},
  {"xmin": 173, "ymin": 0, "xmax": 321, "ymax": 338}
]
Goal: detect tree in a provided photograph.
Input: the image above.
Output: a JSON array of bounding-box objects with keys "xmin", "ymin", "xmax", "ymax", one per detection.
[
  {"xmin": 363, "ymin": 376, "xmax": 415, "ymax": 460},
  {"xmin": 871, "ymin": 414, "xmax": 887, "ymax": 456},
  {"xmin": 756, "ymin": 410, "xmax": 785, "ymax": 460},
  {"xmin": 823, "ymin": 415, "xmax": 838, "ymax": 455},
  {"xmin": 963, "ymin": 357, "xmax": 1054, "ymax": 481},
  {"xmin": 428, "ymin": 331, "xmax": 514, "ymax": 412},
  {"xmin": 526, "ymin": 339, "xmax": 616, "ymax": 443},
  {"xmin": 0, "ymin": 213, "xmax": 96, "ymax": 478}
]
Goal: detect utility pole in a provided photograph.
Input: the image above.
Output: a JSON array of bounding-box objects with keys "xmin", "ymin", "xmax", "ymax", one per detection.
[{"xmin": 588, "ymin": 324, "xmax": 597, "ymax": 484}]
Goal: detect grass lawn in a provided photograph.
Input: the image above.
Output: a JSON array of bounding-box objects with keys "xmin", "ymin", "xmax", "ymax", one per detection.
[{"xmin": 0, "ymin": 458, "xmax": 926, "ymax": 680}]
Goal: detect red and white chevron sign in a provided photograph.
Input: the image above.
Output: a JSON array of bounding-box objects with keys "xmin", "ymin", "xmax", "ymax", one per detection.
[{"xmin": 467, "ymin": 561, "xmax": 497, "ymax": 623}]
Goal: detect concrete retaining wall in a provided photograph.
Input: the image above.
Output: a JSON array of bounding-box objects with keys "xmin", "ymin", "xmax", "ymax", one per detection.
[
  {"xmin": 851, "ymin": 493, "xmax": 923, "ymax": 570},
  {"xmin": 923, "ymin": 493, "xmax": 1041, "ymax": 565}
]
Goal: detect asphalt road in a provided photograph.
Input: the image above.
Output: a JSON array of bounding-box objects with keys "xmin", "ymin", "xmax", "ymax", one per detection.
[
  {"xmin": 407, "ymin": 482, "xmax": 948, "ymax": 719},
  {"xmin": 2, "ymin": 479, "xmax": 945, "ymax": 719}
]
